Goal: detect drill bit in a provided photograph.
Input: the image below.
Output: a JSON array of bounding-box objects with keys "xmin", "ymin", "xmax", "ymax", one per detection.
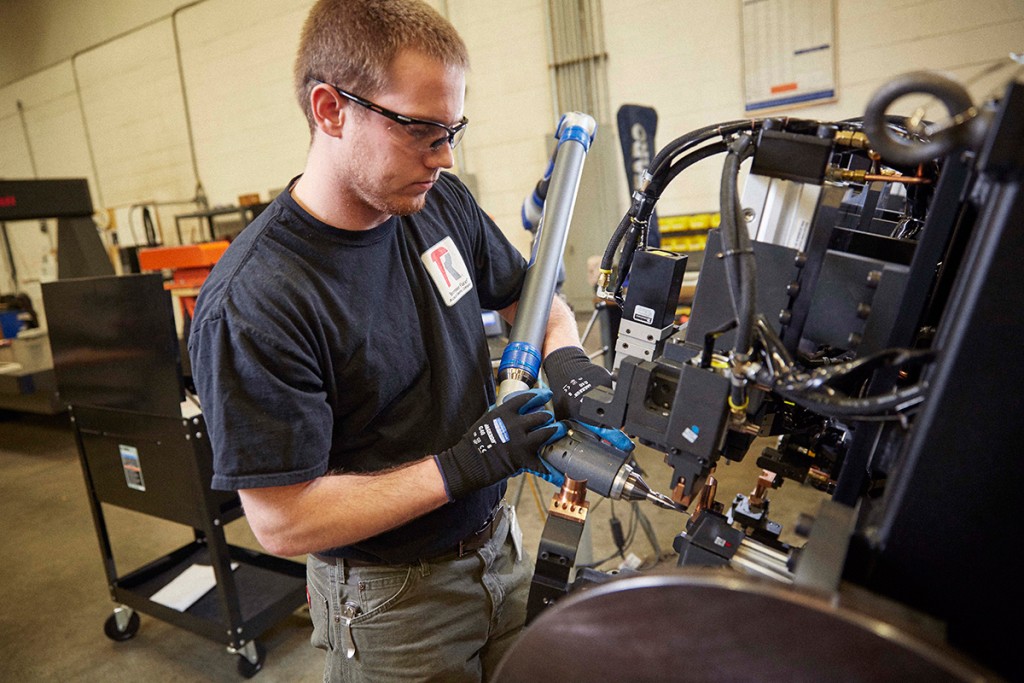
[
  {"xmin": 646, "ymin": 490, "xmax": 684, "ymax": 510},
  {"xmin": 621, "ymin": 470, "xmax": 684, "ymax": 511}
]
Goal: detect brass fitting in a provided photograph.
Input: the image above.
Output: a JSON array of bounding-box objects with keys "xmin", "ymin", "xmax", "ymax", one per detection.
[
  {"xmin": 596, "ymin": 269, "xmax": 614, "ymax": 300},
  {"xmin": 688, "ymin": 475, "xmax": 719, "ymax": 523},
  {"xmin": 549, "ymin": 476, "xmax": 589, "ymax": 522},
  {"xmin": 834, "ymin": 130, "xmax": 870, "ymax": 149},
  {"xmin": 748, "ymin": 470, "xmax": 777, "ymax": 509},
  {"xmin": 826, "ymin": 166, "xmax": 931, "ymax": 185},
  {"xmin": 826, "ymin": 167, "xmax": 867, "ymax": 183}
]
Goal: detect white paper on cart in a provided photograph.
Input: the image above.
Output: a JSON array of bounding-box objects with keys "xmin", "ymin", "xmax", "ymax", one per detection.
[{"xmin": 150, "ymin": 562, "xmax": 239, "ymax": 612}]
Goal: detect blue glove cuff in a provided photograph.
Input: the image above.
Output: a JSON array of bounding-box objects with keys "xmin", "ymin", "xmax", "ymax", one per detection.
[{"xmin": 576, "ymin": 421, "xmax": 635, "ymax": 452}]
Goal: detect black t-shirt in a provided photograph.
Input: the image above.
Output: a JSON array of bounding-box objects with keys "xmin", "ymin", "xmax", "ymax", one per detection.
[{"xmin": 188, "ymin": 172, "xmax": 527, "ymax": 563}]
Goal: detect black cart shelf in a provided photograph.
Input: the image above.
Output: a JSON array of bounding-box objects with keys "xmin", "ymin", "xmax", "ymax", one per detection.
[{"xmin": 70, "ymin": 404, "xmax": 307, "ymax": 678}]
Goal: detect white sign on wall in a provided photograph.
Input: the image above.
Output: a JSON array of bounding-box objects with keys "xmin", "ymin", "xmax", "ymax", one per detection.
[{"xmin": 741, "ymin": 0, "xmax": 837, "ymax": 113}]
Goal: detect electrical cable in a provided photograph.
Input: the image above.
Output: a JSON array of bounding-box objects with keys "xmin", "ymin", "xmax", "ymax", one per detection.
[
  {"xmin": 578, "ymin": 498, "xmax": 641, "ymax": 570},
  {"xmin": 0, "ymin": 223, "xmax": 17, "ymax": 293},
  {"xmin": 142, "ymin": 207, "xmax": 157, "ymax": 246},
  {"xmin": 718, "ymin": 134, "xmax": 758, "ymax": 359},
  {"xmin": 606, "ymin": 140, "xmax": 732, "ymax": 303},
  {"xmin": 127, "ymin": 207, "xmax": 143, "ymax": 248},
  {"xmin": 760, "ymin": 347, "xmax": 935, "ymax": 419}
]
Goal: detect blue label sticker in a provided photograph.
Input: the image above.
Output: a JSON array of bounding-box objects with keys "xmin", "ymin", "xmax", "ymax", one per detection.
[
  {"xmin": 683, "ymin": 425, "xmax": 700, "ymax": 444},
  {"xmin": 119, "ymin": 444, "xmax": 146, "ymax": 491},
  {"xmin": 494, "ymin": 417, "xmax": 510, "ymax": 444}
]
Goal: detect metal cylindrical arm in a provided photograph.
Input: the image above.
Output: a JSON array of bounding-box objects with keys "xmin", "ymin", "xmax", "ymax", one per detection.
[{"xmin": 497, "ymin": 112, "xmax": 597, "ymax": 403}]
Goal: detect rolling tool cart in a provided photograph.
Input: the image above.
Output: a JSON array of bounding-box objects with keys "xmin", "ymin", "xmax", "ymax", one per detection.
[{"xmin": 42, "ymin": 273, "xmax": 307, "ymax": 678}]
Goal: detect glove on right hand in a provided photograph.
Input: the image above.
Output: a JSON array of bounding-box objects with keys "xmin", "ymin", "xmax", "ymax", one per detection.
[
  {"xmin": 543, "ymin": 345, "xmax": 614, "ymax": 422},
  {"xmin": 544, "ymin": 346, "xmax": 635, "ymax": 453},
  {"xmin": 435, "ymin": 388, "xmax": 560, "ymax": 500}
]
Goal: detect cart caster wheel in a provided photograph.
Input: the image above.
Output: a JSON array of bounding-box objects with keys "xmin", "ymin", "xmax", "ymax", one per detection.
[
  {"xmin": 236, "ymin": 640, "xmax": 266, "ymax": 678},
  {"xmin": 103, "ymin": 611, "xmax": 140, "ymax": 641}
]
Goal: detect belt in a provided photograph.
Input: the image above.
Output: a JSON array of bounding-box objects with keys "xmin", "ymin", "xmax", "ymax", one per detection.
[
  {"xmin": 454, "ymin": 504, "xmax": 505, "ymax": 558},
  {"xmin": 313, "ymin": 505, "xmax": 505, "ymax": 566}
]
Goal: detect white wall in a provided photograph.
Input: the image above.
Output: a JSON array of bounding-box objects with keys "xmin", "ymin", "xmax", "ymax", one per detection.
[
  {"xmin": 602, "ymin": 0, "xmax": 1024, "ymax": 218},
  {"xmin": 2, "ymin": 0, "xmax": 1022, "ymax": 316}
]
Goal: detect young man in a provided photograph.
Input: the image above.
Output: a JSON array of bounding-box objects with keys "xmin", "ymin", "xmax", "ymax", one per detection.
[{"xmin": 189, "ymin": 0, "xmax": 601, "ymax": 680}]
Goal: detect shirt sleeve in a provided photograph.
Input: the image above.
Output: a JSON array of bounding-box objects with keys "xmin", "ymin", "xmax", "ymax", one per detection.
[{"xmin": 189, "ymin": 311, "xmax": 333, "ymax": 490}]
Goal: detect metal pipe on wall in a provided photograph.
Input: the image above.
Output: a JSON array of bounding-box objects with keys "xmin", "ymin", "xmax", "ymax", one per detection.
[{"xmin": 64, "ymin": 1, "xmax": 208, "ymax": 213}]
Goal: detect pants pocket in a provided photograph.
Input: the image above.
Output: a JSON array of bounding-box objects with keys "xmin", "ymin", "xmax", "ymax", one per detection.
[
  {"xmin": 307, "ymin": 580, "xmax": 334, "ymax": 651},
  {"xmin": 354, "ymin": 565, "xmax": 414, "ymax": 618}
]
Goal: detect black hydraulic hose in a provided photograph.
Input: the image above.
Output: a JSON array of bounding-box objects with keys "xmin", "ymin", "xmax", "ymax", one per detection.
[
  {"xmin": 600, "ymin": 121, "xmax": 759, "ymax": 278},
  {"xmin": 654, "ymin": 140, "xmax": 729, "ymax": 198},
  {"xmin": 701, "ymin": 319, "xmax": 737, "ymax": 369},
  {"xmin": 767, "ymin": 347, "xmax": 935, "ymax": 418},
  {"xmin": 613, "ymin": 221, "xmax": 644, "ymax": 304},
  {"xmin": 600, "ymin": 212, "xmax": 633, "ymax": 272},
  {"xmin": 755, "ymin": 314, "xmax": 794, "ymax": 377},
  {"xmin": 784, "ymin": 348, "xmax": 934, "ymax": 392},
  {"xmin": 603, "ymin": 140, "xmax": 731, "ymax": 298},
  {"xmin": 719, "ymin": 134, "xmax": 758, "ymax": 357},
  {"xmin": 774, "ymin": 382, "xmax": 927, "ymax": 418},
  {"xmin": 647, "ymin": 119, "xmax": 756, "ymax": 181}
]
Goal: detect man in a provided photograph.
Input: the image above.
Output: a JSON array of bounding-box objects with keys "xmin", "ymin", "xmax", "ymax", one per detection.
[{"xmin": 189, "ymin": 1, "xmax": 612, "ymax": 680}]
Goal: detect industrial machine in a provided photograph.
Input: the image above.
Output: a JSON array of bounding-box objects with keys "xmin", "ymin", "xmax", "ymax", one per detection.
[
  {"xmin": 494, "ymin": 69, "xmax": 1023, "ymax": 681},
  {"xmin": 0, "ymin": 178, "xmax": 114, "ymax": 413}
]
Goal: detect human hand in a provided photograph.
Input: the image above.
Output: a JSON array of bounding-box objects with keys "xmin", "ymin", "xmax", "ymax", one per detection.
[
  {"xmin": 571, "ymin": 420, "xmax": 635, "ymax": 452},
  {"xmin": 435, "ymin": 388, "xmax": 562, "ymax": 500},
  {"xmin": 519, "ymin": 421, "xmax": 569, "ymax": 487},
  {"xmin": 543, "ymin": 346, "xmax": 615, "ymax": 422}
]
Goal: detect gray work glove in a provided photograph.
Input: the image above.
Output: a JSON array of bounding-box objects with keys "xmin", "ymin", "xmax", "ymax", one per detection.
[{"xmin": 435, "ymin": 388, "xmax": 563, "ymax": 500}]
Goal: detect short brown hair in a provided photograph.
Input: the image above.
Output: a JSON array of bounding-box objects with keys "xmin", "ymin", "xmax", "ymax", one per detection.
[{"xmin": 294, "ymin": 0, "xmax": 469, "ymax": 134}]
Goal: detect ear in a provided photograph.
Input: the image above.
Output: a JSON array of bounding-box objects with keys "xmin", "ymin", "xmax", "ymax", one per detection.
[{"xmin": 310, "ymin": 84, "xmax": 346, "ymax": 138}]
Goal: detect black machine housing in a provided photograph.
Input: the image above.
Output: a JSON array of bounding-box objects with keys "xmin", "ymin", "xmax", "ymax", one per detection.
[{"xmin": 574, "ymin": 76, "xmax": 1024, "ymax": 680}]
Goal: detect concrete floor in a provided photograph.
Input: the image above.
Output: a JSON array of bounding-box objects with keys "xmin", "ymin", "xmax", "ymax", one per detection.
[{"xmin": 0, "ymin": 406, "xmax": 831, "ymax": 682}]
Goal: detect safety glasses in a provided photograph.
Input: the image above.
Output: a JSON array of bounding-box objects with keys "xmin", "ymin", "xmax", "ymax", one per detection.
[{"xmin": 311, "ymin": 78, "xmax": 468, "ymax": 153}]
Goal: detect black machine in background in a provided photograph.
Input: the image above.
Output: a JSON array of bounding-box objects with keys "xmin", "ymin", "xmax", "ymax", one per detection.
[
  {"xmin": 0, "ymin": 178, "xmax": 114, "ymax": 414},
  {"xmin": 0, "ymin": 178, "xmax": 115, "ymax": 281},
  {"xmin": 503, "ymin": 71, "xmax": 1024, "ymax": 682},
  {"xmin": 42, "ymin": 273, "xmax": 307, "ymax": 678}
]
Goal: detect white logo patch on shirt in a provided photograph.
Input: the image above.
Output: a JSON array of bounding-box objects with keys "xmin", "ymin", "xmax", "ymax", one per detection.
[{"xmin": 421, "ymin": 236, "xmax": 473, "ymax": 306}]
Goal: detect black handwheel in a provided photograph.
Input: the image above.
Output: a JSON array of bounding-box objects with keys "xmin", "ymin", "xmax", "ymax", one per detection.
[
  {"xmin": 236, "ymin": 640, "xmax": 266, "ymax": 679},
  {"xmin": 103, "ymin": 611, "xmax": 140, "ymax": 641}
]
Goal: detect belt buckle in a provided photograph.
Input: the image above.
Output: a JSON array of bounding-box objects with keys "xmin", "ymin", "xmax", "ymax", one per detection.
[{"xmin": 456, "ymin": 506, "xmax": 501, "ymax": 558}]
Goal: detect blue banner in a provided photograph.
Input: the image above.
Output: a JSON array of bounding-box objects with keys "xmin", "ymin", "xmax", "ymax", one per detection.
[{"xmin": 616, "ymin": 104, "xmax": 660, "ymax": 247}]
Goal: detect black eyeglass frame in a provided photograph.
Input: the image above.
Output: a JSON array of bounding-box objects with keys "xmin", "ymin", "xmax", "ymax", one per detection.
[{"xmin": 310, "ymin": 78, "xmax": 468, "ymax": 151}]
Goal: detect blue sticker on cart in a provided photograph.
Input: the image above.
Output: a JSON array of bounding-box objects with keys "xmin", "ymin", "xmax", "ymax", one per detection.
[{"xmin": 119, "ymin": 444, "xmax": 146, "ymax": 491}]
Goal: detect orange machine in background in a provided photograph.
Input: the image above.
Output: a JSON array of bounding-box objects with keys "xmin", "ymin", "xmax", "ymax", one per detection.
[{"xmin": 137, "ymin": 241, "xmax": 228, "ymax": 323}]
